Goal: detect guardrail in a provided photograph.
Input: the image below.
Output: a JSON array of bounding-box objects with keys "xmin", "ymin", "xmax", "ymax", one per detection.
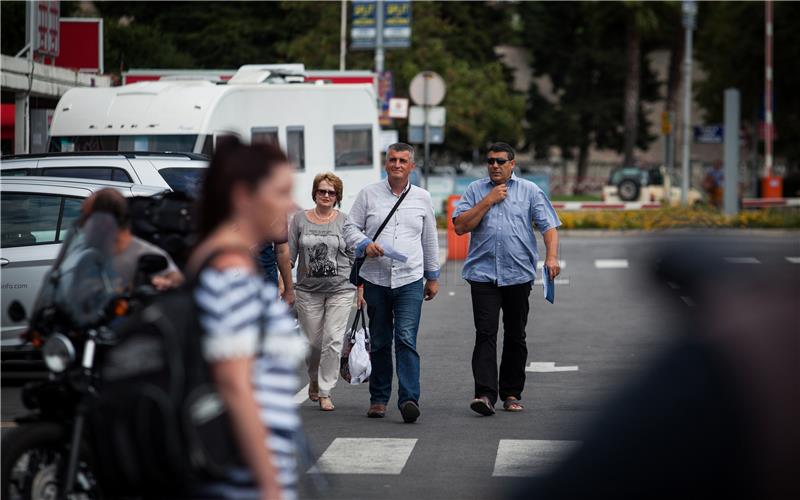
[{"xmin": 741, "ymin": 197, "xmax": 800, "ymax": 209}]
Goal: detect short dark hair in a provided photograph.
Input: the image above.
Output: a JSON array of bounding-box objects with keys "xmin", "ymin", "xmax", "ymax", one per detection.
[
  {"xmin": 80, "ymin": 188, "xmax": 130, "ymax": 229},
  {"xmin": 488, "ymin": 142, "xmax": 515, "ymax": 160},
  {"xmin": 387, "ymin": 142, "xmax": 415, "ymax": 162}
]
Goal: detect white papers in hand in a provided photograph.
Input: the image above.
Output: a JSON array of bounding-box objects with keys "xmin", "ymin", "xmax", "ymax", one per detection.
[{"xmin": 382, "ymin": 244, "xmax": 408, "ymax": 263}]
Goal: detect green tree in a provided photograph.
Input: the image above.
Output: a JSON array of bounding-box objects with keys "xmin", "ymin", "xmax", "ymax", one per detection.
[
  {"xmin": 695, "ymin": 1, "xmax": 800, "ymax": 168},
  {"xmin": 518, "ymin": 1, "xmax": 659, "ymax": 191}
]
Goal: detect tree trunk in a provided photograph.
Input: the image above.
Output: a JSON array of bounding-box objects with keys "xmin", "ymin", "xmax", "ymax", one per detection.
[
  {"xmin": 575, "ymin": 135, "xmax": 591, "ymax": 195},
  {"xmin": 623, "ymin": 21, "xmax": 641, "ymax": 167}
]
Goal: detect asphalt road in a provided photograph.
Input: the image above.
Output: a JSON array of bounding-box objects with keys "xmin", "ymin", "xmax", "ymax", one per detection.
[{"xmin": 2, "ymin": 232, "xmax": 798, "ymax": 499}]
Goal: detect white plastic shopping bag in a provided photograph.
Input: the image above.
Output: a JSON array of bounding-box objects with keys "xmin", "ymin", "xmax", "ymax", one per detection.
[{"xmin": 340, "ymin": 308, "xmax": 371, "ymax": 384}]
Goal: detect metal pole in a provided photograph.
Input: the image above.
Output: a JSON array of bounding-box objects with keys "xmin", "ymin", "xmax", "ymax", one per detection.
[
  {"xmin": 764, "ymin": 0, "xmax": 773, "ymax": 178},
  {"xmin": 680, "ymin": 1, "xmax": 696, "ymax": 206},
  {"xmin": 423, "ymin": 77, "xmax": 430, "ymax": 190},
  {"xmin": 723, "ymin": 88, "xmax": 741, "ymax": 216},
  {"xmin": 339, "ymin": 0, "xmax": 347, "ymax": 71},
  {"xmin": 375, "ymin": 0, "xmax": 384, "ymax": 73}
]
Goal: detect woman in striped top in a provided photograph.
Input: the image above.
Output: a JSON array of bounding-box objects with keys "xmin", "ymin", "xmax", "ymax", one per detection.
[{"xmin": 188, "ymin": 137, "xmax": 306, "ymax": 500}]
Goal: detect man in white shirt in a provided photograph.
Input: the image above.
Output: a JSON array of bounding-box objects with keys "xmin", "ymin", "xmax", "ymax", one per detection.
[{"xmin": 344, "ymin": 143, "xmax": 440, "ymax": 423}]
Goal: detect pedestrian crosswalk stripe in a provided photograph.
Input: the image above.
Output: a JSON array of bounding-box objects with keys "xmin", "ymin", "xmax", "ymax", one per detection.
[
  {"xmin": 594, "ymin": 259, "xmax": 628, "ymax": 269},
  {"xmin": 493, "ymin": 440, "xmax": 580, "ymax": 477},
  {"xmin": 786, "ymin": 257, "xmax": 800, "ymax": 264},
  {"xmin": 309, "ymin": 438, "xmax": 418, "ymax": 475},
  {"xmin": 724, "ymin": 257, "xmax": 760, "ymax": 264},
  {"xmin": 534, "ymin": 278, "xmax": 570, "ymax": 285},
  {"xmin": 536, "ymin": 260, "xmax": 566, "ymax": 269},
  {"xmin": 526, "ymin": 362, "xmax": 578, "ymax": 372},
  {"xmin": 294, "ymin": 384, "xmax": 309, "ymax": 404}
]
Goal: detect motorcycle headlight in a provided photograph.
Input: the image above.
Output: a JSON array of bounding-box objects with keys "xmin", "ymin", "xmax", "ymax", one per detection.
[{"xmin": 42, "ymin": 334, "xmax": 76, "ymax": 373}]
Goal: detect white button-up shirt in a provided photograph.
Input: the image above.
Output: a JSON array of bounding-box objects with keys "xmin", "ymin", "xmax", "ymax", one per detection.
[{"xmin": 343, "ymin": 180, "xmax": 440, "ymax": 289}]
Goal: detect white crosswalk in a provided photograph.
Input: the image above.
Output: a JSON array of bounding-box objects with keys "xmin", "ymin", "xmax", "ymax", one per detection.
[
  {"xmin": 493, "ymin": 439, "xmax": 581, "ymax": 477},
  {"xmin": 594, "ymin": 259, "xmax": 629, "ymax": 269},
  {"xmin": 308, "ymin": 438, "xmax": 579, "ymax": 477},
  {"xmin": 310, "ymin": 438, "xmax": 418, "ymax": 475},
  {"xmin": 786, "ymin": 257, "xmax": 800, "ymax": 264}
]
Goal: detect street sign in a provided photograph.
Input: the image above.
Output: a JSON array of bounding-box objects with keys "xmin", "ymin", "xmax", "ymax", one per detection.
[
  {"xmin": 383, "ymin": 0, "xmax": 412, "ymax": 48},
  {"xmin": 33, "ymin": 1, "xmax": 60, "ymax": 58},
  {"xmin": 408, "ymin": 125, "xmax": 444, "ymax": 144},
  {"xmin": 55, "ymin": 18, "xmax": 103, "ymax": 73},
  {"xmin": 388, "ymin": 98, "xmax": 409, "ymax": 119},
  {"xmin": 693, "ymin": 125, "xmax": 723, "ymax": 144},
  {"xmin": 660, "ymin": 111, "xmax": 672, "ymax": 135},
  {"xmin": 409, "ymin": 71, "xmax": 446, "ymax": 106},
  {"xmin": 351, "ymin": 0, "xmax": 412, "ymax": 50},
  {"xmin": 351, "ymin": 0, "xmax": 378, "ymax": 49},
  {"xmin": 378, "ymin": 71, "xmax": 393, "ymax": 126},
  {"xmin": 380, "ymin": 129, "xmax": 399, "ymax": 151},
  {"xmin": 409, "ymin": 106, "xmax": 446, "ymax": 127}
]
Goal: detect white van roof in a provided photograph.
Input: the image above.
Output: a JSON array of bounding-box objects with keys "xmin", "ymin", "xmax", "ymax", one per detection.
[{"xmin": 50, "ymin": 75, "xmax": 375, "ymax": 137}]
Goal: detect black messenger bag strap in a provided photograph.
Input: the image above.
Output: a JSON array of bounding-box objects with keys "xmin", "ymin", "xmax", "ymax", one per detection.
[{"xmin": 371, "ymin": 183, "xmax": 411, "ymax": 241}]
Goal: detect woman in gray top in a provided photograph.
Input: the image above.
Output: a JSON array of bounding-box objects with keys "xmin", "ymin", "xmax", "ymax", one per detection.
[{"xmin": 289, "ymin": 172, "xmax": 365, "ymax": 411}]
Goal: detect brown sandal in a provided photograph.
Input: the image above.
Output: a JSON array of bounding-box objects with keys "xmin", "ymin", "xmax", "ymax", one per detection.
[
  {"xmin": 319, "ymin": 397, "xmax": 335, "ymax": 411},
  {"xmin": 308, "ymin": 381, "xmax": 320, "ymax": 402},
  {"xmin": 503, "ymin": 397, "xmax": 524, "ymax": 412}
]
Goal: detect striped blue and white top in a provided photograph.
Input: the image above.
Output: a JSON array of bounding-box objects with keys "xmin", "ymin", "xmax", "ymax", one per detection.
[{"xmin": 195, "ymin": 267, "xmax": 308, "ymax": 500}]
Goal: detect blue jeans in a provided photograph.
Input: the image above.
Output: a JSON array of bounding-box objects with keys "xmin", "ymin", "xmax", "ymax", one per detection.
[{"xmin": 363, "ymin": 278, "xmax": 424, "ymax": 407}]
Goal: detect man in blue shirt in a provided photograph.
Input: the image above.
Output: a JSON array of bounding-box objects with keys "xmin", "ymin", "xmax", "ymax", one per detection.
[{"xmin": 453, "ymin": 142, "xmax": 562, "ymax": 416}]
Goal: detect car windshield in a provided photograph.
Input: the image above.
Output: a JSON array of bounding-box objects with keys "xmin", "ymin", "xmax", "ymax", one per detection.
[
  {"xmin": 157, "ymin": 168, "xmax": 205, "ymax": 198},
  {"xmin": 49, "ymin": 135, "xmax": 201, "ymax": 153}
]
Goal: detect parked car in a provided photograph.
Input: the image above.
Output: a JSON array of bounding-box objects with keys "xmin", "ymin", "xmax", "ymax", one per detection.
[
  {"xmin": 602, "ymin": 165, "xmax": 703, "ymax": 205},
  {"xmin": 0, "ymin": 151, "xmax": 207, "ymax": 198},
  {"xmin": 0, "ymin": 177, "xmax": 167, "ymax": 360}
]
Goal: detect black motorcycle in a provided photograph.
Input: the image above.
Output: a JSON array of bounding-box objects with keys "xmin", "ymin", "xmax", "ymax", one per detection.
[{"xmin": 1, "ymin": 213, "xmax": 167, "ymax": 500}]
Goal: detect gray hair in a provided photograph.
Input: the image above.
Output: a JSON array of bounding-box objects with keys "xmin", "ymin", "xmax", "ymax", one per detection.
[{"xmin": 386, "ymin": 142, "xmax": 415, "ymax": 163}]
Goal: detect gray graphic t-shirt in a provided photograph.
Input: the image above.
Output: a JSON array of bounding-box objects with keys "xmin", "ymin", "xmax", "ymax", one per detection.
[{"xmin": 288, "ymin": 210, "xmax": 355, "ymax": 293}]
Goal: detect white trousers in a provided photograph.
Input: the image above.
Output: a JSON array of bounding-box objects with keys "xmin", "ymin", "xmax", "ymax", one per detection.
[{"xmin": 295, "ymin": 288, "xmax": 355, "ymax": 397}]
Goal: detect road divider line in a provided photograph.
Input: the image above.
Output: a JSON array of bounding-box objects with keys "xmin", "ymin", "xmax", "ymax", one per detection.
[
  {"xmin": 786, "ymin": 257, "xmax": 800, "ymax": 264},
  {"xmin": 526, "ymin": 362, "xmax": 579, "ymax": 372},
  {"xmin": 493, "ymin": 440, "xmax": 581, "ymax": 477},
  {"xmin": 309, "ymin": 438, "xmax": 418, "ymax": 475},
  {"xmin": 594, "ymin": 259, "xmax": 628, "ymax": 269},
  {"xmin": 724, "ymin": 257, "xmax": 760, "ymax": 264}
]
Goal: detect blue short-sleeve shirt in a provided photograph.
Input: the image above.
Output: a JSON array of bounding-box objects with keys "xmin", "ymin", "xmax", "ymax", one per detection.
[{"xmin": 452, "ymin": 173, "xmax": 561, "ymax": 286}]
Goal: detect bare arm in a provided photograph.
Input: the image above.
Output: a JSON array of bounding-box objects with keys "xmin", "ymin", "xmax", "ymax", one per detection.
[
  {"xmin": 211, "ymin": 357, "xmax": 283, "ymax": 500},
  {"xmin": 542, "ymin": 228, "xmax": 561, "ymax": 279},
  {"xmin": 275, "ymin": 242, "xmax": 294, "ymax": 305}
]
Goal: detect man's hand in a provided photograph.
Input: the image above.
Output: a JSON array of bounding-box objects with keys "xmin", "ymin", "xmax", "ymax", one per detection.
[
  {"xmin": 544, "ymin": 256, "xmax": 561, "ymax": 280},
  {"xmin": 356, "ymin": 286, "xmax": 367, "ymax": 309},
  {"xmin": 151, "ymin": 271, "xmax": 183, "ymax": 291},
  {"xmin": 485, "ymin": 184, "xmax": 509, "ymax": 205},
  {"xmin": 424, "ymin": 280, "xmax": 439, "ymax": 301},
  {"xmin": 281, "ymin": 287, "xmax": 295, "ymax": 307},
  {"xmin": 365, "ymin": 242, "xmax": 385, "ymax": 258}
]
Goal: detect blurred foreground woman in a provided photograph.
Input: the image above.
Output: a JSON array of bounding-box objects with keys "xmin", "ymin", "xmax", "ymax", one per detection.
[{"xmin": 187, "ymin": 137, "xmax": 306, "ymax": 500}]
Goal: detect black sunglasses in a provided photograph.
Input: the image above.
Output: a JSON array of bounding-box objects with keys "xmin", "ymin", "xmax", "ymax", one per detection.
[
  {"xmin": 316, "ymin": 189, "xmax": 337, "ymax": 198},
  {"xmin": 487, "ymin": 157, "xmax": 510, "ymax": 166}
]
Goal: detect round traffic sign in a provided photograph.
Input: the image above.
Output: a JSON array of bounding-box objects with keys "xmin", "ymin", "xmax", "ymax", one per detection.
[{"xmin": 409, "ymin": 71, "xmax": 446, "ymax": 106}]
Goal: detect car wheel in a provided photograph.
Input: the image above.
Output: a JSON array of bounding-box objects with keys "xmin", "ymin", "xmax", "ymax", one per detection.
[{"xmin": 617, "ymin": 179, "xmax": 640, "ymax": 201}]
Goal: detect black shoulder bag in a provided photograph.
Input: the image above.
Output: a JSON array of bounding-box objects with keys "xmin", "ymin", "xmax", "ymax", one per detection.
[{"xmin": 349, "ymin": 185, "xmax": 410, "ymax": 286}]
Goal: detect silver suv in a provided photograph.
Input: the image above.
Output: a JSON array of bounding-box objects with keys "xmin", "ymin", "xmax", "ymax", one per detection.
[
  {"xmin": 0, "ymin": 177, "xmax": 167, "ymax": 353},
  {"xmin": 0, "ymin": 151, "xmax": 208, "ymax": 198}
]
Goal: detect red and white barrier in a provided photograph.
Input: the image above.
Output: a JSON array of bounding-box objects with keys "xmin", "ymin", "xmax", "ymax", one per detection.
[
  {"xmin": 552, "ymin": 202, "xmax": 662, "ymax": 211},
  {"xmin": 741, "ymin": 197, "xmax": 800, "ymax": 208}
]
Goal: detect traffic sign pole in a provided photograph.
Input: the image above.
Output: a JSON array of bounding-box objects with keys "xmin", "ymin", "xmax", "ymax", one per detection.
[
  {"xmin": 680, "ymin": 0, "xmax": 697, "ymax": 206},
  {"xmin": 423, "ymin": 77, "xmax": 430, "ymax": 190}
]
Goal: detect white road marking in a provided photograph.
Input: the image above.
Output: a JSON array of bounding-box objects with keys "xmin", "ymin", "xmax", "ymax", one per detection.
[
  {"xmin": 724, "ymin": 257, "xmax": 760, "ymax": 264},
  {"xmin": 680, "ymin": 296, "xmax": 695, "ymax": 307},
  {"xmin": 534, "ymin": 279, "xmax": 570, "ymax": 285},
  {"xmin": 594, "ymin": 259, "xmax": 628, "ymax": 269},
  {"xmin": 493, "ymin": 440, "xmax": 581, "ymax": 477},
  {"xmin": 786, "ymin": 257, "xmax": 800, "ymax": 264},
  {"xmin": 526, "ymin": 362, "xmax": 579, "ymax": 372},
  {"xmin": 667, "ymin": 281, "xmax": 680, "ymax": 289},
  {"xmin": 309, "ymin": 438, "xmax": 418, "ymax": 475},
  {"xmin": 448, "ymin": 291, "xmax": 455, "ymax": 296},
  {"xmin": 536, "ymin": 260, "xmax": 566, "ymax": 269},
  {"xmin": 294, "ymin": 384, "xmax": 309, "ymax": 404}
]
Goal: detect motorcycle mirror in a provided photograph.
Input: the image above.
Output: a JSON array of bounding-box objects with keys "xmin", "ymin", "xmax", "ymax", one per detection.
[
  {"xmin": 136, "ymin": 254, "xmax": 169, "ymax": 276},
  {"xmin": 8, "ymin": 300, "xmax": 27, "ymax": 322}
]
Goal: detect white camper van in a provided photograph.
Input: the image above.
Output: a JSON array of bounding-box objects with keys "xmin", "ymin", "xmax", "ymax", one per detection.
[{"xmin": 47, "ymin": 65, "xmax": 382, "ymax": 211}]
